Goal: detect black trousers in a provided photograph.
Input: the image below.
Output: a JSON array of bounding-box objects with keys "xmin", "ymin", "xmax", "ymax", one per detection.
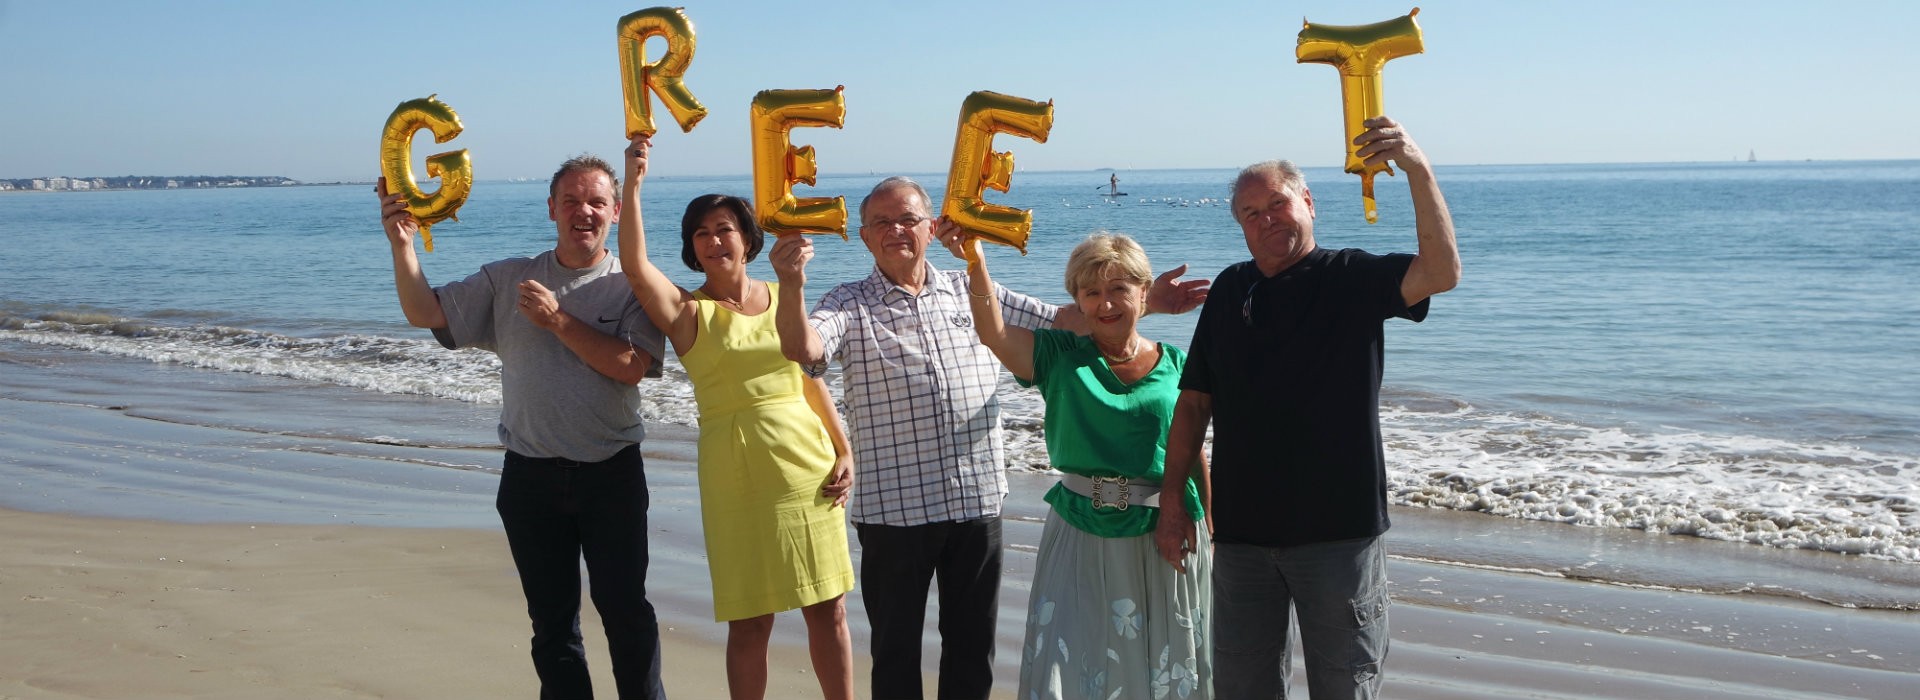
[
  {"xmin": 497, "ymin": 445, "xmax": 666, "ymax": 700},
  {"xmin": 856, "ymin": 516, "xmax": 1002, "ymax": 700}
]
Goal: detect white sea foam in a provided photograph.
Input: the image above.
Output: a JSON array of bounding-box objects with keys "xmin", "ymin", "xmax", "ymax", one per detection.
[
  {"xmin": 1378, "ymin": 403, "xmax": 1920, "ymax": 563},
  {"xmin": 5, "ymin": 315, "xmax": 1917, "ymax": 562}
]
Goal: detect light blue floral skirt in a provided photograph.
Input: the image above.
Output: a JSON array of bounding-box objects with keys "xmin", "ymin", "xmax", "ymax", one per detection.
[{"xmin": 1018, "ymin": 510, "xmax": 1213, "ymax": 700}]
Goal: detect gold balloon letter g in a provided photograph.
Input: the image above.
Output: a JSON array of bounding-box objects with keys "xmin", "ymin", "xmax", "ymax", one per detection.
[
  {"xmin": 619, "ymin": 6, "xmax": 708, "ymax": 138},
  {"xmin": 749, "ymin": 87, "xmax": 848, "ymax": 237},
  {"xmin": 379, "ymin": 94, "xmax": 472, "ymax": 253},
  {"xmin": 1297, "ymin": 7, "xmax": 1424, "ymax": 224},
  {"xmin": 942, "ymin": 91, "xmax": 1054, "ymax": 255}
]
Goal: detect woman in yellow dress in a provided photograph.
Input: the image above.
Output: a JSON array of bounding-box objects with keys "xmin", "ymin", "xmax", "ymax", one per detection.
[{"xmin": 618, "ymin": 136, "xmax": 856, "ymax": 700}]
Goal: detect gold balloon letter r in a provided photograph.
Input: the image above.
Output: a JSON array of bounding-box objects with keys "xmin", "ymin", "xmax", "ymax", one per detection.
[{"xmin": 619, "ymin": 7, "xmax": 708, "ymax": 138}]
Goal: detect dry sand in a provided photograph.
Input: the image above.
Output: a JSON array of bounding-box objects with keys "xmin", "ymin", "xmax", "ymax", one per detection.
[{"xmin": 0, "ymin": 508, "xmax": 845, "ymax": 700}]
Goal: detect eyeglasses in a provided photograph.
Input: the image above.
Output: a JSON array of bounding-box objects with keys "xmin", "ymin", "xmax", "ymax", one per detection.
[
  {"xmin": 1241, "ymin": 277, "xmax": 1263, "ymax": 327},
  {"xmin": 861, "ymin": 214, "xmax": 927, "ymax": 232}
]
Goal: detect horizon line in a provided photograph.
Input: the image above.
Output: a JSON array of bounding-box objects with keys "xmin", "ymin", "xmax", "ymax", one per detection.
[{"xmin": 7, "ymin": 157, "xmax": 1915, "ymax": 185}]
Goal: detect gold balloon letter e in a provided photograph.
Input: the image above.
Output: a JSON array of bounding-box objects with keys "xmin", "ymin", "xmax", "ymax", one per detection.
[
  {"xmin": 941, "ymin": 91, "xmax": 1054, "ymax": 255},
  {"xmin": 379, "ymin": 94, "xmax": 473, "ymax": 253},
  {"xmin": 1297, "ymin": 7, "xmax": 1424, "ymax": 224},
  {"xmin": 619, "ymin": 6, "xmax": 708, "ymax": 138},
  {"xmin": 749, "ymin": 87, "xmax": 848, "ymax": 237}
]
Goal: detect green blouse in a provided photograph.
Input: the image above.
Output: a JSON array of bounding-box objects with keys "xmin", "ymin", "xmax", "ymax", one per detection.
[{"xmin": 1019, "ymin": 329, "xmax": 1205, "ymax": 538}]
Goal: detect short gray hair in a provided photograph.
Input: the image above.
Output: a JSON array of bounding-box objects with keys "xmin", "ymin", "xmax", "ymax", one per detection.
[
  {"xmin": 859, "ymin": 176, "xmax": 933, "ymax": 223},
  {"xmin": 1230, "ymin": 159, "xmax": 1306, "ymax": 209},
  {"xmin": 550, "ymin": 154, "xmax": 619, "ymax": 198}
]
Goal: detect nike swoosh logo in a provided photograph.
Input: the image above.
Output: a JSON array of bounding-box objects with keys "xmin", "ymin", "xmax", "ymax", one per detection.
[{"xmin": 597, "ymin": 316, "xmax": 619, "ymax": 324}]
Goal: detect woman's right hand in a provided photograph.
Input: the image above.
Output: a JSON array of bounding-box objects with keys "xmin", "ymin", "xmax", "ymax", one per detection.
[
  {"xmin": 934, "ymin": 217, "xmax": 980, "ymax": 263},
  {"xmin": 624, "ymin": 134, "xmax": 651, "ymax": 187}
]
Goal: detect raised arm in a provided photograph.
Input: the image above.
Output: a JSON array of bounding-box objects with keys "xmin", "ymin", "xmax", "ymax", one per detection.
[
  {"xmin": 934, "ymin": 220, "xmax": 1036, "ymax": 379},
  {"xmin": 802, "ymin": 376, "xmax": 855, "ymax": 507},
  {"xmin": 1355, "ymin": 116, "xmax": 1459, "ymax": 307},
  {"xmin": 1154, "ymin": 389, "xmax": 1212, "ymax": 573},
  {"xmin": 378, "ymin": 177, "xmax": 448, "ymax": 329},
  {"xmin": 618, "ymin": 135, "xmax": 700, "ymax": 353},
  {"xmin": 769, "ymin": 235, "xmax": 828, "ymax": 365}
]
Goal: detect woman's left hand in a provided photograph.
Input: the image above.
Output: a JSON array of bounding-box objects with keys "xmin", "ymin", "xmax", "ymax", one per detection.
[{"xmin": 821, "ymin": 453, "xmax": 855, "ymax": 507}]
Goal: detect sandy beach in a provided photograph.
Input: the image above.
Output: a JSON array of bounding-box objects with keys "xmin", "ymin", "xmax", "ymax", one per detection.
[{"xmin": 3, "ymin": 349, "xmax": 1918, "ymax": 699}]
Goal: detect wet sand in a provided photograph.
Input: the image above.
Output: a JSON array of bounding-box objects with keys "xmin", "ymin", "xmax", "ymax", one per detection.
[{"xmin": 2, "ymin": 349, "xmax": 1917, "ymax": 698}]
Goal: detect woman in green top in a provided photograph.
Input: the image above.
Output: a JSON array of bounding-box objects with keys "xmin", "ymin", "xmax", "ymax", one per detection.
[{"xmin": 950, "ymin": 227, "xmax": 1213, "ymax": 700}]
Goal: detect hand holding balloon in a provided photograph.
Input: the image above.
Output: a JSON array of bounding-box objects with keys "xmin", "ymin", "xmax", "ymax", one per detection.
[
  {"xmin": 376, "ymin": 177, "xmax": 419, "ymax": 250},
  {"xmin": 1353, "ymin": 115, "xmax": 1431, "ymax": 178},
  {"xmin": 932, "ymin": 216, "xmax": 982, "ymax": 265},
  {"xmin": 1297, "ymin": 7, "xmax": 1424, "ymax": 224},
  {"xmin": 625, "ymin": 134, "xmax": 653, "ymax": 187}
]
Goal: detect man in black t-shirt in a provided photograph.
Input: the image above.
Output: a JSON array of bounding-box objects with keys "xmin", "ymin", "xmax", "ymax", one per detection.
[{"xmin": 1154, "ymin": 116, "xmax": 1460, "ymax": 698}]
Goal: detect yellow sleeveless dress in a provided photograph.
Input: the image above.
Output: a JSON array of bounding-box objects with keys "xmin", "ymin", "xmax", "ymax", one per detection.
[{"xmin": 685, "ymin": 283, "xmax": 854, "ymax": 621}]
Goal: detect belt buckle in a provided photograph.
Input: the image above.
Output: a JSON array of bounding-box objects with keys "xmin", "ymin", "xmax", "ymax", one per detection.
[{"xmin": 1089, "ymin": 475, "xmax": 1130, "ymax": 511}]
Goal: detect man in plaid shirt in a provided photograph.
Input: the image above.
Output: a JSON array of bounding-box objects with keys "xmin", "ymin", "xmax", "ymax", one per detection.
[{"xmin": 770, "ymin": 177, "xmax": 1206, "ymax": 700}]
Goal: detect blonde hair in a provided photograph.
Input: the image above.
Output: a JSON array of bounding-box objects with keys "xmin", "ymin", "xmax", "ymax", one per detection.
[{"xmin": 1065, "ymin": 232, "xmax": 1152, "ymax": 297}]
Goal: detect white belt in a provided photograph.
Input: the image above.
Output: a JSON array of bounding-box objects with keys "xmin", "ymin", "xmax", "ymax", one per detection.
[{"xmin": 1060, "ymin": 474, "xmax": 1162, "ymax": 511}]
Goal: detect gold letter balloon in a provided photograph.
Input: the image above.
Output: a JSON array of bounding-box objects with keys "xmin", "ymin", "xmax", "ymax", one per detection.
[
  {"xmin": 1297, "ymin": 7, "xmax": 1424, "ymax": 224},
  {"xmin": 941, "ymin": 91, "xmax": 1054, "ymax": 255},
  {"xmin": 618, "ymin": 6, "xmax": 707, "ymax": 138},
  {"xmin": 378, "ymin": 94, "xmax": 473, "ymax": 253},
  {"xmin": 749, "ymin": 87, "xmax": 848, "ymax": 237}
]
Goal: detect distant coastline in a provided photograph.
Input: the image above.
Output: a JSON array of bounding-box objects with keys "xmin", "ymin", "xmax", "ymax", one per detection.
[{"xmin": 0, "ymin": 175, "xmax": 299, "ymax": 193}]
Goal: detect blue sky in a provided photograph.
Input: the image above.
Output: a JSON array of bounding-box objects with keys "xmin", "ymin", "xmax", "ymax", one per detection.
[{"xmin": 3, "ymin": 1, "xmax": 1916, "ymax": 181}]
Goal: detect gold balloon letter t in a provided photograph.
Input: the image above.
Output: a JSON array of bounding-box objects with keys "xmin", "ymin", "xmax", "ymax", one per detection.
[{"xmin": 1297, "ymin": 7, "xmax": 1424, "ymax": 224}]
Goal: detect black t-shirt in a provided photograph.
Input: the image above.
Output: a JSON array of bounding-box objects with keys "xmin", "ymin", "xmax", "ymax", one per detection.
[{"xmin": 1180, "ymin": 247, "xmax": 1428, "ymax": 547}]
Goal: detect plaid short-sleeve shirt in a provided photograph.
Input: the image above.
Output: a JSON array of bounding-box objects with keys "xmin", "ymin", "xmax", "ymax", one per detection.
[{"xmin": 808, "ymin": 263, "xmax": 1057, "ymax": 526}]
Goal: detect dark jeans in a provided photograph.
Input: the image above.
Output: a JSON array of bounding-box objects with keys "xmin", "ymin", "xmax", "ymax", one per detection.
[
  {"xmin": 497, "ymin": 445, "xmax": 665, "ymax": 700},
  {"xmin": 855, "ymin": 516, "xmax": 1002, "ymax": 700},
  {"xmin": 1212, "ymin": 536, "xmax": 1390, "ymax": 700}
]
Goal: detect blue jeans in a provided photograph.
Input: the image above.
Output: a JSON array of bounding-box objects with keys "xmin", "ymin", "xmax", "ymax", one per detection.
[
  {"xmin": 497, "ymin": 445, "xmax": 666, "ymax": 700},
  {"xmin": 855, "ymin": 517, "xmax": 1002, "ymax": 700},
  {"xmin": 1211, "ymin": 536, "xmax": 1389, "ymax": 700}
]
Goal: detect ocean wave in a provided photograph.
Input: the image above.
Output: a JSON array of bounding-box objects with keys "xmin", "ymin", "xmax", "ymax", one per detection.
[
  {"xmin": 0, "ymin": 311, "xmax": 702, "ymax": 426},
  {"xmin": 5, "ymin": 310, "xmax": 1916, "ymax": 563},
  {"xmin": 1377, "ymin": 403, "xmax": 1920, "ymax": 563}
]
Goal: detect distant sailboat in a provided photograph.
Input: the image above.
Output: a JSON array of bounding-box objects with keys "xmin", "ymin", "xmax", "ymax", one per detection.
[{"xmin": 1748, "ymin": 149, "xmax": 1757, "ymax": 162}]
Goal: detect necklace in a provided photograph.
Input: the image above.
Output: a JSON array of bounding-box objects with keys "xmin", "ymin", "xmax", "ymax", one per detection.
[
  {"xmin": 1099, "ymin": 336, "xmax": 1141, "ymax": 364},
  {"xmin": 701, "ymin": 282, "xmax": 749, "ymax": 310}
]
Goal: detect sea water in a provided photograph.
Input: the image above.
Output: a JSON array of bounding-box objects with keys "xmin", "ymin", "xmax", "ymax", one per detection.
[{"xmin": 2, "ymin": 160, "xmax": 1916, "ymax": 565}]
